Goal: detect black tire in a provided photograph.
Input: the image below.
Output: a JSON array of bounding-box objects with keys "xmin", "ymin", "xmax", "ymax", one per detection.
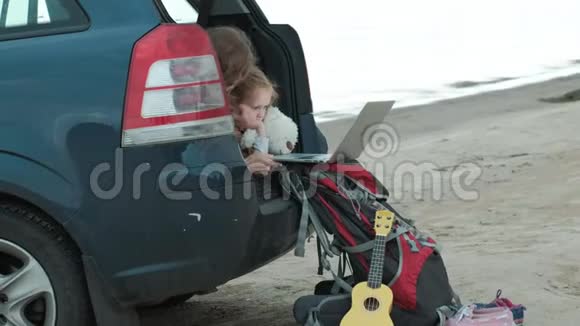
[{"xmin": 0, "ymin": 202, "xmax": 94, "ymax": 326}]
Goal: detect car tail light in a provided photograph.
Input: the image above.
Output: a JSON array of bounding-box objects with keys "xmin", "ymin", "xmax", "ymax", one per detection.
[{"xmin": 122, "ymin": 24, "xmax": 233, "ymax": 147}]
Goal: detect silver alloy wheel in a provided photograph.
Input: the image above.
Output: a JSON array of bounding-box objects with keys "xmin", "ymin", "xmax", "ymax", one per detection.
[{"xmin": 0, "ymin": 239, "xmax": 56, "ymax": 326}]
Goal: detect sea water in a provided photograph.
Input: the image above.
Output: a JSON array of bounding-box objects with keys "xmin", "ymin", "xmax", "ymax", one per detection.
[{"xmin": 257, "ymin": 0, "xmax": 580, "ymax": 120}]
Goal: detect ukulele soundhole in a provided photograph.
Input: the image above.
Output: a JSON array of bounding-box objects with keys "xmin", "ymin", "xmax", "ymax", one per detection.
[{"xmin": 363, "ymin": 297, "xmax": 380, "ymax": 311}]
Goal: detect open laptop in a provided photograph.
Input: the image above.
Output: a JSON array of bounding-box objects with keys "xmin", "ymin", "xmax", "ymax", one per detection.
[{"xmin": 274, "ymin": 101, "xmax": 395, "ymax": 164}]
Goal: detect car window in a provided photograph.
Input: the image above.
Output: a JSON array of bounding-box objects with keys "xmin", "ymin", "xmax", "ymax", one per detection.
[
  {"xmin": 0, "ymin": 0, "xmax": 88, "ymax": 40},
  {"xmin": 160, "ymin": 0, "xmax": 198, "ymax": 24}
]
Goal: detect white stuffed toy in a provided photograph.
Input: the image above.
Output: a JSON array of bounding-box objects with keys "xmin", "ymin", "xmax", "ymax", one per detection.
[{"xmin": 241, "ymin": 106, "xmax": 299, "ymax": 155}]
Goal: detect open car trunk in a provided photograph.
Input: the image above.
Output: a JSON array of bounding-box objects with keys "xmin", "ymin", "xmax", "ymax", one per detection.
[
  {"xmin": 156, "ymin": 0, "xmax": 328, "ymax": 153},
  {"xmin": 197, "ymin": 0, "xmax": 329, "ymax": 275},
  {"xmin": 196, "ymin": 0, "xmax": 328, "ymax": 154},
  {"xmin": 153, "ymin": 0, "xmax": 329, "ymax": 277}
]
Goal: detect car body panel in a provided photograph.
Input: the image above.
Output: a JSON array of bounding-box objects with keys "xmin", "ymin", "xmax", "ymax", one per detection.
[{"xmin": 0, "ymin": 0, "xmax": 314, "ymax": 306}]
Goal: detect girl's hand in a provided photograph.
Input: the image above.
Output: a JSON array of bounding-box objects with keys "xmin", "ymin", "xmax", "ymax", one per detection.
[
  {"xmin": 244, "ymin": 151, "xmax": 280, "ymax": 175},
  {"xmin": 256, "ymin": 120, "xmax": 266, "ymax": 137},
  {"xmin": 246, "ymin": 162, "xmax": 271, "ymax": 176}
]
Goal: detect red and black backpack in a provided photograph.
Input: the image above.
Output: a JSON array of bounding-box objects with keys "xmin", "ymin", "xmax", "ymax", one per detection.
[{"xmin": 280, "ymin": 162, "xmax": 461, "ymax": 326}]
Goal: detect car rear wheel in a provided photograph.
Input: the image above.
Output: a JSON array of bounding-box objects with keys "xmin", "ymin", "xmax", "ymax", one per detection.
[
  {"xmin": 0, "ymin": 202, "xmax": 94, "ymax": 326},
  {"xmin": 0, "ymin": 239, "xmax": 56, "ymax": 325}
]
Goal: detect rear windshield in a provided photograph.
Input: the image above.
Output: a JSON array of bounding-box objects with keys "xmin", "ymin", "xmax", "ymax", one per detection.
[{"xmin": 0, "ymin": 0, "xmax": 88, "ymax": 41}]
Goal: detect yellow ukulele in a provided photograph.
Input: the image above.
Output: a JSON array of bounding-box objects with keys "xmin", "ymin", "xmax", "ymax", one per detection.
[{"xmin": 341, "ymin": 210, "xmax": 395, "ymax": 326}]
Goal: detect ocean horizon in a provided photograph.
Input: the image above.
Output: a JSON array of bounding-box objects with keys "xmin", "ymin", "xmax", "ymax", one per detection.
[{"xmin": 256, "ymin": 0, "xmax": 580, "ymax": 121}]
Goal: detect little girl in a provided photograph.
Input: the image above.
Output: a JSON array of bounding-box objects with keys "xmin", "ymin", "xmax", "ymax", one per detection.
[
  {"xmin": 208, "ymin": 26, "xmax": 296, "ymax": 173},
  {"xmin": 231, "ymin": 66, "xmax": 275, "ymax": 152},
  {"xmin": 231, "ymin": 66, "xmax": 294, "ymax": 156}
]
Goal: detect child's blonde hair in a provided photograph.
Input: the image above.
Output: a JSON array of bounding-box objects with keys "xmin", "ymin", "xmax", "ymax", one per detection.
[
  {"xmin": 207, "ymin": 26, "xmax": 257, "ymax": 92},
  {"xmin": 230, "ymin": 66, "xmax": 278, "ymax": 107}
]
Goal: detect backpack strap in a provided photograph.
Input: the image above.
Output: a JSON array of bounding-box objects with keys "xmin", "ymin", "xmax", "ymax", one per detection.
[
  {"xmin": 304, "ymin": 311, "xmax": 322, "ymax": 326},
  {"xmin": 335, "ymin": 220, "xmax": 412, "ymax": 254},
  {"xmin": 330, "ymin": 252, "xmax": 352, "ymax": 294},
  {"xmin": 304, "ymin": 294, "xmax": 351, "ymax": 326},
  {"xmin": 281, "ymin": 170, "xmax": 333, "ymax": 257},
  {"xmin": 402, "ymin": 233, "xmax": 420, "ymax": 253},
  {"xmin": 316, "ymin": 237, "xmax": 323, "ymax": 275},
  {"xmin": 435, "ymin": 290, "xmax": 463, "ymax": 325},
  {"xmin": 337, "ymin": 240, "xmax": 375, "ymax": 254},
  {"xmin": 436, "ymin": 306, "xmax": 457, "ymax": 326},
  {"xmin": 416, "ymin": 231, "xmax": 444, "ymax": 254},
  {"xmin": 453, "ymin": 290, "xmax": 462, "ymax": 306},
  {"xmin": 322, "ymin": 255, "xmax": 353, "ymax": 294},
  {"xmin": 280, "ymin": 170, "xmax": 353, "ymax": 293}
]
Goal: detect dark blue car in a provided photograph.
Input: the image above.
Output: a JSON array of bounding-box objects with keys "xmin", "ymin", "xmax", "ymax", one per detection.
[{"xmin": 0, "ymin": 0, "xmax": 327, "ymax": 324}]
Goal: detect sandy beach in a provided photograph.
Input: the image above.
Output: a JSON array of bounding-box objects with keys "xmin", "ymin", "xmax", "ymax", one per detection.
[{"xmin": 140, "ymin": 75, "xmax": 580, "ymax": 326}]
